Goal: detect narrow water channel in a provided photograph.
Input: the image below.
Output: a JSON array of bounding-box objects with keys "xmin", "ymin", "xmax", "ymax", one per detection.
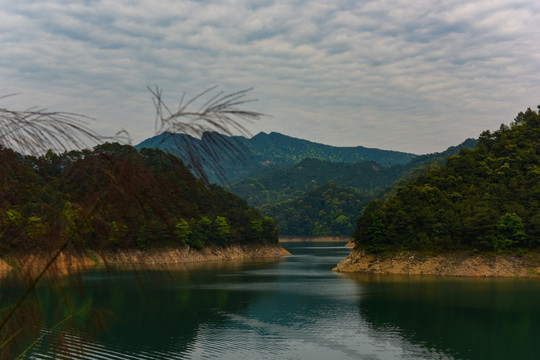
[{"xmin": 17, "ymin": 242, "xmax": 540, "ymax": 359}]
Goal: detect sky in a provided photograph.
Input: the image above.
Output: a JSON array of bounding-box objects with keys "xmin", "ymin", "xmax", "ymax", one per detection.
[{"xmin": 1, "ymin": 0, "xmax": 539, "ymax": 155}]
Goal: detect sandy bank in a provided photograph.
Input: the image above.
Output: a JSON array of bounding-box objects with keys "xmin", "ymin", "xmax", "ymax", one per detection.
[
  {"xmin": 334, "ymin": 248, "xmax": 540, "ymax": 278},
  {"xmin": 98, "ymin": 244, "xmax": 290, "ymax": 265},
  {"xmin": 1, "ymin": 244, "xmax": 290, "ymax": 277},
  {"xmin": 279, "ymin": 236, "xmax": 350, "ymax": 243}
]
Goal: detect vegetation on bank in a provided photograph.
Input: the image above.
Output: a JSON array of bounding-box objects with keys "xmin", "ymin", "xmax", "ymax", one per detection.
[
  {"xmin": 353, "ymin": 107, "xmax": 540, "ymax": 253},
  {"xmin": 0, "ymin": 143, "xmax": 278, "ymax": 254},
  {"xmin": 259, "ymin": 181, "xmax": 372, "ymax": 237},
  {"xmin": 229, "ymin": 139, "xmax": 477, "ymax": 237},
  {"xmin": 138, "ymin": 128, "xmax": 478, "ymax": 238}
]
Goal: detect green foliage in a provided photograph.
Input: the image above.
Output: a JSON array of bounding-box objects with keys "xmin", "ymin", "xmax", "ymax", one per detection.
[
  {"xmin": 0, "ymin": 144, "xmax": 278, "ymax": 252},
  {"xmin": 109, "ymin": 221, "xmax": 128, "ymax": 245},
  {"xmin": 366, "ymin": 212, "xmax": 386, "ymax": 253},
  {"xmin": 260, "ymin": 181, "xmax": 372, "ymax": 237},
  {"xmin": 494, "ymin": 213, "xmax": 527, "ymax": 252},
  {"xmin": 174, "ymin": 218, "xmax": 191, "ymax": 244},
  {"xmin": 62, "ymin": 201, "xmax": 93, "ymax": 241},
  {"xmin": 25, "ymin": 216, "xmax": 49, "ymax": 240},
  {"xmin": 213, "ymin": 216, "xmax": 231, "ymax": 245},
  {"xmin": 228, "ymin": 158, "xmax": 395, "ymax": 206},
  {"xmin": 227, "ymin": 139, "xmax": 477, "ymax": 208},
  {"xmin": 353, "ymin": 107, "xmax": 540, "ymax": 253},
  {"xmin": 5, "ymin": 209, "xmax": 22, "ymax": 227}
]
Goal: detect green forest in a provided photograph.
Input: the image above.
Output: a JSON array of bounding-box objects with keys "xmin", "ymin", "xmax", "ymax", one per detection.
[
  {"xmin": 227, "ymin": 139, "xmax": 477, "ymax": 237},
  {"xmin": 0, "ymin": 143, "xmax": 277, "ymax": 253},
  {"xmin": 353, "ymin": 107, "xmax": 540, "ymax": 253},
  {"xmin": 259, "ymin": 181, "xmax": 372, "ymax": 237}
]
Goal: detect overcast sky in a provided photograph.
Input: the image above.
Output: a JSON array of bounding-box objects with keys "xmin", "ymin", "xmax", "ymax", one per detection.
[{"xmin": 1, "ymin": 0, "xmax": 539, "ymax": 154}]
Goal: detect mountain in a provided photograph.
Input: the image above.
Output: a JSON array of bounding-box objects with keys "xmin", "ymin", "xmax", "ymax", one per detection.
[
  {"xmin": 353, "ymin": 107, "xmax": 540, "ymax": 253},
  {"xmin": 237, "ymin": 139, "xmax": 478, "ymax": 237},
  {"xmin": 244, "ymin": 131, "xmax": 417, "ymax": 166},
  {"xmin": 0, "ymin": 143, "xmax": 278, "ymax": 252},
  {"xmin": 136, "ymin": 131, "xmax": 478, "ymax": 239},
  {"xmin": 228, "ymin": 158, "xmax": 396, "ymax": 206},
  {"xmin": 228, "ymin": 138, "xmax": 477, "ymax": 207},
  {"xmin": 135, "ymin": 131, "xmax": 417, "ymax": 184}
]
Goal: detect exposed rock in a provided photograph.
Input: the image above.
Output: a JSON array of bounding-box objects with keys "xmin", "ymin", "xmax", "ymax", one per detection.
[
  {"xmin": 334, "ymin": 248, "xmax": 540, "ymax": 278},
  {"xmin": 97, "ymin": 244, "xmax": 290, "ymax": 265},
  {"xmin": 279, "ymin": 236, "xmax": 349, "ymax": 243},
  {"xmin": 2, "ymin": 244, "xmax": 290, "ymax": 277}
]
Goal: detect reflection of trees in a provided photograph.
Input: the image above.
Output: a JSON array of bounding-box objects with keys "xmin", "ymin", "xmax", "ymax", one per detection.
[
  {"xmin": 21, "ymin": 260, "xmax": 281, "ymax": 357},
  {"xmin": 350, "ymin": 274, "xmax": 540, "ymax": 360},
  {"xmin": 0, "ymin": 86, "xmax": 265, "ymax": 358}
]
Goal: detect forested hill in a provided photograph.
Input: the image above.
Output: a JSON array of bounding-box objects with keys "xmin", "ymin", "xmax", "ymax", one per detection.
[
  {"xmin": 228, "ymin": 138, "xmax": 477, "ymax": 207},
  {"xmin": 259, "ymin": 181, "xmax": 373, "ymax": 237},
  {"xmin": 135, "ymin": 131, "xmax": 417, "ymax": 184},
  {"xmin": 228, "ymin": 158, "xmax": 396, "ymax": 207},
  {"xmin": 353, "ymin": 107, "xmax": 540, "ymax": 253},
  {"xmin": 0, "ymin": 144, "xmax": 277, "ymax": 253},
  {"xmin": 243, "ymin": 131, "xmax": 417, "ymax": 166}
]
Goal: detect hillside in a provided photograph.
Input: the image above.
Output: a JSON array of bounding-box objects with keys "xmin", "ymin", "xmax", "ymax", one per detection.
[
  {"xmin": 244, "ymin": 131, "xmax": 417, "ymax": 166},
  {"xmin": 136, "ymin": 131, "xmax": 478, "ymax": 239},
  {"xmin": 352, "ymin": 107, "xmax": 540, "ymax": 253},
  {"xmin": 228, "ymin": 138, "xmax": 477, "ymax": 207},
  {"xmin": 229, "ymin": 158, "xmax": 395, "ymax": 206},
  {"xmin": 253, "ymin": 139, "xmax": 476, "ymax": 238},
  {"xmin": 135, "ymin": 131, "xmax": 417, "ymax": 184},
  {"xmin": 259, "ymin": 181, "xmax": 373, "ymax": 237},
  {"xmin": 0, "ymin": 144, "xmax": 278, "ymax": 253}
]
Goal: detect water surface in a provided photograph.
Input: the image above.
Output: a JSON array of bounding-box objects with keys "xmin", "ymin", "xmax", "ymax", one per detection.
[{"xmin": 12, "ymin": 242, "xmax": 540, "ymax": 359}]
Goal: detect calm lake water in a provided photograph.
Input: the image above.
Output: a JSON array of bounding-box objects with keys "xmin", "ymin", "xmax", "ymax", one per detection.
[{"xmin": 12, "ymin": 242, "xmax": 540, "ymax": 359}]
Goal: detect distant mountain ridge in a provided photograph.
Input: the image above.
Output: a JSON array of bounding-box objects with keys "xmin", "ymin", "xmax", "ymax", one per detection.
[
  {"xmin": 244, "ymin": 131, "xmax": 417, "ymax": 166},
  {"xmin": 135, "ymin": 131, "xmax": 417, "ymax": 184},
  {"xmin": 228, "ymin": 138, "xmax": 478, "ymax": 207}
]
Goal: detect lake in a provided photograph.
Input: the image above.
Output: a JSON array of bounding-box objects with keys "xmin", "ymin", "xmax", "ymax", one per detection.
[{"xmin": 10, "ymin": 242, "xmax": 540, "ymax": 359}]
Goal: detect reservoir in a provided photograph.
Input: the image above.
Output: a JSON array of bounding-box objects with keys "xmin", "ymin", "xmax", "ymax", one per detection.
[{"xmin": 17, "ymin": 242, "xmax": 540, "ymax": 359}]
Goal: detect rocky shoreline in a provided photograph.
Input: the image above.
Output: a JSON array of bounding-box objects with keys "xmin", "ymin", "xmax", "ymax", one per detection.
[
  {"xmin": 1, "ymin": 244, "xmax": 291, "ymax": 277},
  {"xmin": 334, "ymin": 247, "xmax": 540, "ymax": 278},
  {"xmin": 279, "ymin": 236, "xmax": 349, "ymax": 242}
]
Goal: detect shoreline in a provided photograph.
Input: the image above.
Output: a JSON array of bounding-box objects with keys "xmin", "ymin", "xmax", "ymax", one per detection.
[
  {"xmin": 334, "ymin": 248, "xmax": 540, "ymax": 278},
  {"xmin": 279, "ymin": 236, "xmax": 350, "ymax": 243},
  {"xmin": 1, "ymin": 243, "xmax": 291, "ymax": 277}
]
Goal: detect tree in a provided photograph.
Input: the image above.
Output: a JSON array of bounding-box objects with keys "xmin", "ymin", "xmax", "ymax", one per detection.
[
  {"xmin": 213, "ymin": 216, "xmax": 231, "ymax": 245},
  {"xmin": 175, "ymin": 218, "xmax": 191, "ymax": 244},
  {"xmin": 494, "ymin": 213, "xmax": 527, "ymax": 252},
  {"xmin": 0, "ymin": 86, "xmax": 273, "ymax": 358},
  {"xmin": 352, "ymin": 105, "xmax": 540, "ymax": 253},
  {"xmin": 366, "ymin": 212, "xmax": 386, "ymax": 253}
]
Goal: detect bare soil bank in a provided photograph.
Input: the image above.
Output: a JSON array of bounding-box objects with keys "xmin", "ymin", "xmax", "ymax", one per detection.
[
  {"xmin": 334, "ymin": 248, "xmax": 540, "ymax": 278},
  {"xmin": 279, "ymin": 236, "xmax": 350, "ymax": 243},
  {"xmin": 1, "ymin": 244, "xmax": 290, "ymax": 277}
]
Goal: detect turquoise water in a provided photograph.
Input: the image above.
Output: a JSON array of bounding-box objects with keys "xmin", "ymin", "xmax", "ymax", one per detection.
[{"xmin": 8, "ymin": 242, "xmax": 540, "ymax": 359}]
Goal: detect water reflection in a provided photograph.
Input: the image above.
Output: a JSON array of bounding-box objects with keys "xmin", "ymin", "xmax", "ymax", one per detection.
[
  {"xmin": 344, "ymin": 273, "xmax": 540, "ymax": 360},
  {"xmin": 3, "ymin": 244, "xmax": 538, "ymax": 359}
]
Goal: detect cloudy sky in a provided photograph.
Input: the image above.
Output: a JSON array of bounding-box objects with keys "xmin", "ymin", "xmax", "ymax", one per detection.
[{"xmin": 1, "ymin": 0, "xmax": 539, "ymax": 154}]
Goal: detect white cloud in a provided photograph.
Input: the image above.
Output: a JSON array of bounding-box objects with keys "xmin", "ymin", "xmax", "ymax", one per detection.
[{"xmin": 1, "ymin": 0, "xmax": 539, "ymax": 154}]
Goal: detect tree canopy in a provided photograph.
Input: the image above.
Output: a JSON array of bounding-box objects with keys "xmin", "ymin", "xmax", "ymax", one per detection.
[
  {"xmin": 0, "ymin": 144, "xmax": 278, "ymax": 253},
  {"xmin": 353, "ymin": 107, "xmax": 540, "ymax": 253}
]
